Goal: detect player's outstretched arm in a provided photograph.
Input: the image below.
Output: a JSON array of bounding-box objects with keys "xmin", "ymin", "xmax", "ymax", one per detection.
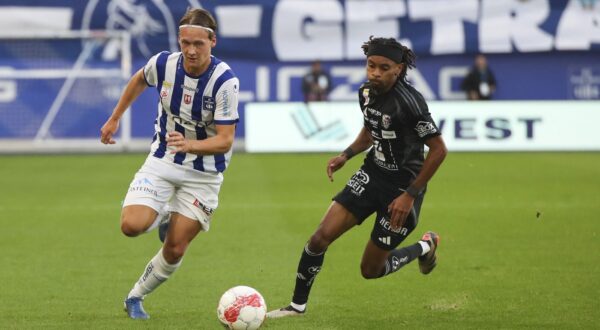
[
  {"xmin": 327, "ymin": 126, "xmax": 373, "ymax": 181},
  {"xmin": 100, "ymin": 69, "xmax": 147, "ymax": 144}
]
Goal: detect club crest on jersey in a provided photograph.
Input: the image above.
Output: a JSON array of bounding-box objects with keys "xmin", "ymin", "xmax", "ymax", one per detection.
[
  {"xmin": 203, "ymin": 96, "xmax": 216, "ymax": 111},
  {"xmin": 184, "ymin": 94, "xmax": 192, "ymax": 105},
  {"xmin": 382, "ymin": 114, "xmax": 392, "ymax": 129},
  {"xmin": 362, "ymin": 88, "xmax": 370, "ymax": 105}
]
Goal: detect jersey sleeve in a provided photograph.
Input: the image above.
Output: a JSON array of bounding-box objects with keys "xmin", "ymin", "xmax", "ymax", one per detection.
[
  {"xmin": 213, "ymin": 77, "xmax": 240, "ymax": 125},
  {"xmin": 142, "ymin": 53, "xmax": 161, "ymax": 87},
  {"xmin": 403, "ymin": 90, "xmax": 440, "ymax": 140},
  {"xmin": 412, "ymin": 107, "xmax": 440, "ymax": 140}
]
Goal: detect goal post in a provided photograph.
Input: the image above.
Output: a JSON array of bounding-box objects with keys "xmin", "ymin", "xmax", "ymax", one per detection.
[{"xmin": 0, "ymin": 30, "xmax": 146, "ymax": 153}]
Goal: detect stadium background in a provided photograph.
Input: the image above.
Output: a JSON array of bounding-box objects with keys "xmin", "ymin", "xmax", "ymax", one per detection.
[
  {"xmin": 0, "ymin": 0, "xmax": 599, "ymax": 147},
  {"xmin": 0, "ymin": 0, "xmax": 598, "ymax": 329}
]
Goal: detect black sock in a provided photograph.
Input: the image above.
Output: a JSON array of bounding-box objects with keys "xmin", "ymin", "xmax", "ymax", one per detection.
[
  {"xmin": 379, "ymin": 243, "xmax": 422, "ymax": 277},
  {"xmin": 291, "ymin": 244, "xmax": 325, "ymax": 305}
]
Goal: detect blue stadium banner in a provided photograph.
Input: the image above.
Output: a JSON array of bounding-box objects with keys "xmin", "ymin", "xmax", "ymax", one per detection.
[
  {"xmin": 0, "ymin": 0, "xmax": 599, "ymax": 140},
  {"xmin": 0, "ymin": 0, "xmax": 598, "ymax": 59}
]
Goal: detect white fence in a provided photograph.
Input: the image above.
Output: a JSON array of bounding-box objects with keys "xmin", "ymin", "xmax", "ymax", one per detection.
[{"xmin": 245, "ymin": 101, "xmax": 600, "ymax": 152}]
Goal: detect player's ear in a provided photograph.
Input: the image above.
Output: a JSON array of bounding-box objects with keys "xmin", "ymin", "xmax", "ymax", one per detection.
[
  {"xmin": 396, "ymin": 63, "xmax": 405, "ymax": 77},
  {"xmin": 211, "ymin": 35, "xmax": 217, "ymax": 47}
]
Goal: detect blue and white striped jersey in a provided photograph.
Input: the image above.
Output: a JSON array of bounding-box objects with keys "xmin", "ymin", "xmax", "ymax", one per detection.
[{"xmin": 143, "ymin": 52, "xmax": 239, "ymax": 173}]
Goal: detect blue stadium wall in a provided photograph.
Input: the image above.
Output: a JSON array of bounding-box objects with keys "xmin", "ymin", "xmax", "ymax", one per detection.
[{"xmin": 0, "ymin": 0, "xmax": 598, "ymax": 140}]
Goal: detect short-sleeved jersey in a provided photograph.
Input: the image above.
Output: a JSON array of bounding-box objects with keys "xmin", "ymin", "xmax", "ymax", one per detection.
[
  {"xmin": 358, "ymin": 79, "xmax": 440, "ymax": 185},
  {"xmin": 143, "ymin": 51, "xmax": 239, "ymax": 173}
]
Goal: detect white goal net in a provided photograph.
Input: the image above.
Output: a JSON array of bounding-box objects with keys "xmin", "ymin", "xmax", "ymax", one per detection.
[{"xmin": 0, "ymin": 30, "xmax": 141, "ymax": 153}]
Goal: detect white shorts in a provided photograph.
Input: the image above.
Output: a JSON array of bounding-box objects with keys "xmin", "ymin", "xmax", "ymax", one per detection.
[{"xmin": 122, "ymin": 156, "xmax": 223, "ymax": 231}]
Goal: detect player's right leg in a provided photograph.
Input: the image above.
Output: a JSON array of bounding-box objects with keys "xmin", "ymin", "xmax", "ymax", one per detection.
[{"xmin": 267, "ymin": 201, "xmax": 359, "ymax": 318}]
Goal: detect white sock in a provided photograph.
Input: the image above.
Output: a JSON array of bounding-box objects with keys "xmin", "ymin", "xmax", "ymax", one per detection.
[
  {"xmin": 418, "ymin": 241, "xmax": 431, "ymax": 256},
  {"xmin": 127, "ymin": 249, "xmax": 181, "ymax": 299},
  {"xmin": 144, "ymin": 205, "xmax": 170, "ymax": 233},
  {"xmin": 290, "ymin": 302, "xmax": 306, "ymax": 312}
]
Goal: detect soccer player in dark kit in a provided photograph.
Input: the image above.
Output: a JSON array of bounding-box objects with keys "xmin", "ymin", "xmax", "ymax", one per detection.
[{"xmin": 267, "ymin": 36, "xmax": 448, "ymax": 318}]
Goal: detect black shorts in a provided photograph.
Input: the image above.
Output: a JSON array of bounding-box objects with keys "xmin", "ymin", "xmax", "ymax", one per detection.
[{"xmin": 333, "ymin": 165, "xmax": 425, "ymax": 251}]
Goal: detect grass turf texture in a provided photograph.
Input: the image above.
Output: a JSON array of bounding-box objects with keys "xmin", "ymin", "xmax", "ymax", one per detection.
[{"xmin": 0, "ymin": 152, "xmax": 598, "ymax": 329}]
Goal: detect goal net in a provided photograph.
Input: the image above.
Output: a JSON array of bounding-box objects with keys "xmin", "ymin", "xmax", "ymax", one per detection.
[{"xmin": 0, "ymin": 30, "xmax": 139, "ymax": 153}]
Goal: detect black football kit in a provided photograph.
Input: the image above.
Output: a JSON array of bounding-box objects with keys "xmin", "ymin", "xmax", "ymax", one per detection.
[{"xmin": 334, "ymin": 79, "xmax": 441, "ymax": 250}]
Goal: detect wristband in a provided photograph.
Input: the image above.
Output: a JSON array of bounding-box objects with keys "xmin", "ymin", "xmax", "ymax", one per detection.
[
  {"xmin": 342, "ymin": 147, "xmax": 355, "ymax": 159},
  {"xmin": 405, "ymin": 185, "xmax": 421, "ymax": 198}
]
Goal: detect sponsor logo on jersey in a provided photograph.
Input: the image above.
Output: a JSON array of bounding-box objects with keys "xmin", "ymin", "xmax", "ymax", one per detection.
[
  {"xmin": 347, "ymin": 169, "xmax": 369, "ymax": 196},
  {"xmin": 203, "ymin": 96, "xmax": 216, "ymax": 111},
  {"xmin": 363, "ymin": 88, "xmax": 370, "ymax": 105},
  {"xmin": 161, "ymin": 89, "xmax": 169, "ymax": 99},
  {"xmin": 379, "ymin": 216, "xmax": 408, "ymax": 235},
  {"xmin": 128, "ymin": 186, "xmax": 158, "ymax": 197},
  {"xmin": 365, "ymin": 106, "xmax": 382, "ymax": 116},
  {"xmin": 193, "ymin": 198, "xmax": 214, "ymax": 216},
  {"xmin": 382, "ymin": 114, "xmax": 392, "ymax": 129},
  {"xmin": 183, "ymin": 94, "xmax": 192, "ymax": 104},
  {"xmin": 129, "ymin": 178, "xmax": 158, "ymax": 196},
  {"xmin": 221, "ymin": 89, "xmax": 230, "ymax": 116},
  {"xmin": 133, "ymin": 178, "xmax": 154, "ymax": 186},
  {"xmin": 381, "ymin": 130, "xmax": 396, "ymax": 139},
  {"xmin": 308, "ymin": 266, "xmax": 321, "ymax": 274},
  {"xmin": 373, "ymin": 157, "xmax": 399, "ymax": 171},
  {"xmin": 173, "ymin": 115, "xmax": 207, "ymax": 129},
  {"xmin": 141, "ymin": 262, "xmax": 154, "ymax": 281},
  {"xmin": 180, "ymin": 84, "xmax": 199, "ymax": 93},
  {"xmin": 378, "ymin": 236, "xmax": 391, "ymax": 245},
  {"xmin": 391, "ymin": 255, "xmax": 408, "ymax": 270},
  {"xmin": 415, "ymin": 121, "xmax": 437, "ymax": 138}
]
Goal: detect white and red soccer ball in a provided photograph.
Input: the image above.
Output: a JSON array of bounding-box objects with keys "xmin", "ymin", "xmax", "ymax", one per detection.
[{"xmin": 217, "ymin": 286, "xmax": 267, "ymax": 330}]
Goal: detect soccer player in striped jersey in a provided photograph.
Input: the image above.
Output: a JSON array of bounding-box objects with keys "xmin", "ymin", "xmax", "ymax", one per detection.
[
  {"xmin": 267, "ymin": 37, "xmax": 447, "ymax": 319},
  {"xmin": 100, "ymin": 8, "xmax": 238, "ymax": 320}
]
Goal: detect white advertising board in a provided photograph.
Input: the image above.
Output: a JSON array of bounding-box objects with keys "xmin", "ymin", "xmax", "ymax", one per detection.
[{"xmin": 245, "ymin": 101, "xmax": 600, "ymax": 152}]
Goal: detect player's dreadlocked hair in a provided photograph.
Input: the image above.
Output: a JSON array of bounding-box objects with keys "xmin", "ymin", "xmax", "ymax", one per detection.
[{"xmin": 361, "ymin": 36, "xmax": 416, "ymax": 81}]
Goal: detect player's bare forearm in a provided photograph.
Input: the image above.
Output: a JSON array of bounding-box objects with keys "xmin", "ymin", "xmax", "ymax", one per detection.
[
  {"xmin": 327, "ymin": 127, "xmax": 372, "ymax": 181},
  {"xmin": 109, "ymin": 69, "xmax": 147, "ymax": 121},
  {"xmin": 100, "ymin": 70, "xmax": 147, "ymax": 144},
  {"xmin": 408, "ymin": 135, "xmax": 447, "ymax": 191},
  {"xmin": 167, "ymin": 125, "xmax": 235, "ymax": 155},
  {"xmin": 188, "ymin": 134, "xmax": 234, "ymax": 155},
  {"xmin": 343, "ymin": 126, "xmax": 373, "ymax": 160}
]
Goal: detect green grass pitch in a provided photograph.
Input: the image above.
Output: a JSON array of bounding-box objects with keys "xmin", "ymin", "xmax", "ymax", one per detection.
[{"xmin": 0, "ymin": 152, "xmax": 598, "ymax": 329}]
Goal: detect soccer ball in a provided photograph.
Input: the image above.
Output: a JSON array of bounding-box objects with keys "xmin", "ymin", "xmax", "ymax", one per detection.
[{"xmin": 217, "ymin": 286, "xmax": 267, "ymax": 330}]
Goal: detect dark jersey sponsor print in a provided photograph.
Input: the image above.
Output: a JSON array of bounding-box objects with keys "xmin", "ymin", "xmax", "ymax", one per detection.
[{"xmin": 358, "ymin": 79, "xmax": 440, "ymax": 184}]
